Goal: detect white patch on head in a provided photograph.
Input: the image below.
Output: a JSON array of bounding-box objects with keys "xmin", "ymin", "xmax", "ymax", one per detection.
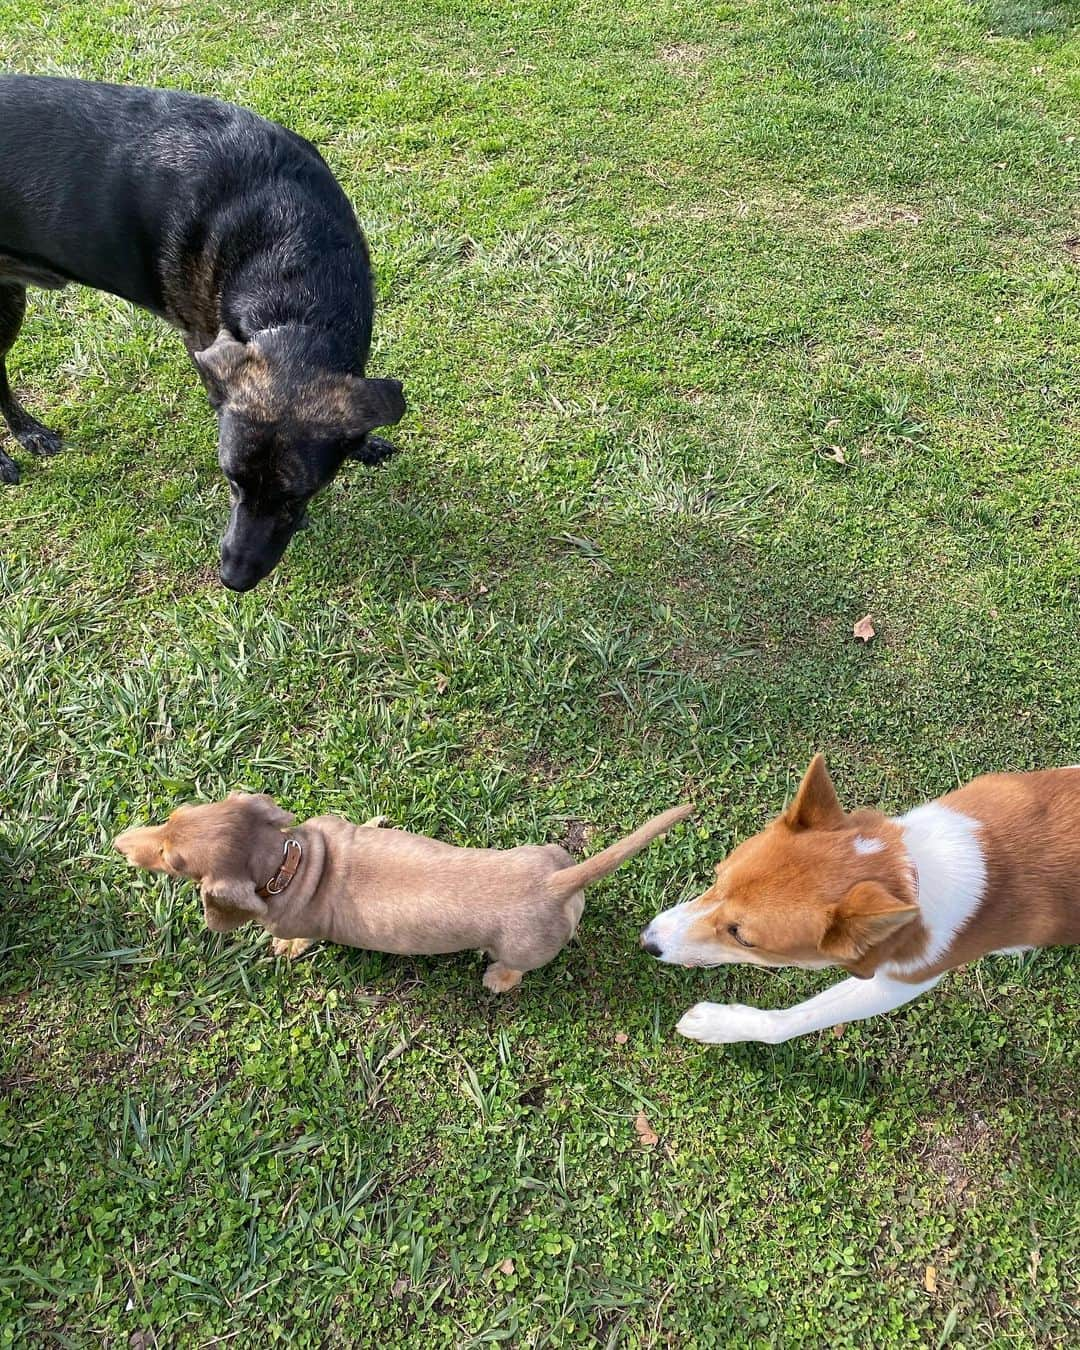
[
  {"xmin": 642, "ymin": 900, "xmax": 720, "ymax": 966},
  {"xmin": 886, "ymin": 801, "xmax": 986, "ymax": 976},
  {"xmin": 642, "ymin": 899, "xmax": 772, "ymax": 968},
  {"xmin": 853, "ymin": 835, "xmax": 885, "ymax": 855}
]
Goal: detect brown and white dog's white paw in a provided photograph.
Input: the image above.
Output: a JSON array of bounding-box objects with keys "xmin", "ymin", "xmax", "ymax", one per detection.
[
  {"xmin": 676, "ymin": 1001, "xmax": 778, "ymax": 1045},
  {"xmin": 361, "ymin": 814, "xmax": 390, "ymax": 829},
  {"xmin": 269, "ymin": 935, "xmax": 315, "ymax": 960},
  {"xmin": 482, "ymin": 962, "xmax": 523, "ymax": 994}
]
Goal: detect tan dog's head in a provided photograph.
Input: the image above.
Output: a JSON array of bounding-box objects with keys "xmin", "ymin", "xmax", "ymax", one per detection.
[
  {"xmin": 641, "ymin": 756, "xmax": 921, "ymax": 977},
  {"xmin": 114, "ymin": 792, "xmax": 295, "ymax": 932}
]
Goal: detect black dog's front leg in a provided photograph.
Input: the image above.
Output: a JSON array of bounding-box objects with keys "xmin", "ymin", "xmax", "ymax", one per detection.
[
  {"xmin": 0, "ymin": 282, "xmax": 63, "ymax": 482},
  {"xmin": 348, "ymin": 433, "xmax": 398, "ymax": 465},
  {"xmin": 0, "ymin": 435, "xmax": 17, "ymax": 484}
]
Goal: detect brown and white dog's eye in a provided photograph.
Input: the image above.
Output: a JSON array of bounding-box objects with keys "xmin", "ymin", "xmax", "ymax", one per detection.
[{"xmin": 727, "ymin": 924, "xmax": 754, "ymax": 948}]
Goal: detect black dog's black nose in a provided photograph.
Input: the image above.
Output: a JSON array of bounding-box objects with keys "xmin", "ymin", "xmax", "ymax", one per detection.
[
  {"xmin": 219, "ymin": 564, "xmax": 261, "ymax": 592},
  {"xmin": 642, "ymin": 939, "xmax": 663, "ymax": 958},
  {"xmin": 219, "ymin": 543, "xmax": 267, "ymax": 592}
]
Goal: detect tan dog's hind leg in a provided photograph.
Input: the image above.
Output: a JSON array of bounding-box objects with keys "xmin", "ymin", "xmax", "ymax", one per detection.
[
  {"xmin": 483, "ymin": 962, "xmax": 523, "ymax": 993},
  {"xmin": 270, "ymin": 936, "xmax": 314, "ymax": 959},
  {"xmin": 362, "ymin": 815, "xmax": 390, "ymax": 828}
]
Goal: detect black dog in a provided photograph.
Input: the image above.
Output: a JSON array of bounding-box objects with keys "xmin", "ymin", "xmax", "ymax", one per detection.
[{"xmin": 0, "ymin": 75, "xmax": 405, "ymax": 590}]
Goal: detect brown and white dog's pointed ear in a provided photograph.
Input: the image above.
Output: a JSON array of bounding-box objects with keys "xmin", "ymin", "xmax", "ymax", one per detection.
[
  {"xmin": 784, "ymin": 754, "xmax": 845, "ymax": 831},
  {"xmin": 200, "ymin": 877, "xmax": 268, "ymax": 933},
  {"xmin": 227, "ymin": 791, "xmax": 295, "ymax": 828},
  {"xmin": 344, "ymin": 375, "xmax": 406, "ymax": 432},
  {"xmin": 819, "ymin": 881, "xmax": 919, "ymax": 969},
  {"xmin": 193, "ymin": 329, "xmax": 252, "ymax": 395}
]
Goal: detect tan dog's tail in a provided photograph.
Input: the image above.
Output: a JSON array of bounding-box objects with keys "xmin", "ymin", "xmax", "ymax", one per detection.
[{"xmin": 545, "ymin": 805, "xmax": 693, "ymax": 898}]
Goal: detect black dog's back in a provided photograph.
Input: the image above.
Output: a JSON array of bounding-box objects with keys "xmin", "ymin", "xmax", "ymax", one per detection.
[{"xmin": 0, "ymin": 75, "xmax": 367, "ymax": 334}]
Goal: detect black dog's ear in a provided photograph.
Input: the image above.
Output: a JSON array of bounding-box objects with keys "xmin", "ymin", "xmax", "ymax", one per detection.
[
  {"xmin": 193, "ymin": 329, "xmax": 252, "ymax": 396},
  {"xmin": 345, "ymin": 376, "xmax": 406, "ymax": 432}
]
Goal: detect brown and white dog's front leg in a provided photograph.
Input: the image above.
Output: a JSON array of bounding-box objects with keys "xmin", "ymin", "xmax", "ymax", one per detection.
[{"xmin": 676, "ymin": 972, "xmax": 942, "ymax": 1045}]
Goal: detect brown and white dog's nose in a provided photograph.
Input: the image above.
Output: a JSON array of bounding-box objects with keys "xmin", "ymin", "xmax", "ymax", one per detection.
[{"xmin": 640, "ymin": 930, "xmax": 663, "ymax": 958}]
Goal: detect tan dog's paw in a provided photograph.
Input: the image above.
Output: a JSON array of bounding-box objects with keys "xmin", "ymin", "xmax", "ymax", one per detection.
[
  {"xmin": 483, "ymin": 962, "xmax": 523, "ymax": 994},
  {"xmin": 361, "ymin": 814, "xmax": 390, "ymax": 829},
  {"xmin": 270, "ymin": 936, "xmax": 314, "ymax": 960}
]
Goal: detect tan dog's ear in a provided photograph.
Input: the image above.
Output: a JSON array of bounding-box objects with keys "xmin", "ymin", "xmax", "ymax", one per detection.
[
  {"xmin": 227, "ymin": 791, "xmax": 295, "ymax": 827},
  {"xmin": 200, "ymin": 878, "xmax": 268, "ymax": 933},
  {"xmin": 784, "ymin": 755, "xmax": 845, "ymax": 831},
  {"xmin": 819, "ymin": 882, "xmax": 918, "ymax": 970}
]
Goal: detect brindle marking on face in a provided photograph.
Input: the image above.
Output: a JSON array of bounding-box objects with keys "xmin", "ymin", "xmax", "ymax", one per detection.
[
  {"xmin": 222, "ymin": 347, "xmax": 281, "ymax": 418},
  {"xmin": 225, "ymin": 361, "xmax": 367, "ymax": 427}
]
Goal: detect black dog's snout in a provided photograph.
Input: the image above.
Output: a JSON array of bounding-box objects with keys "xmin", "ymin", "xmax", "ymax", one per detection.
[
  {"xmin": 220, "ymin": 566, "xmax": 260, "ymax": 593},
  {"xmin": 219, "ymin": 545, "xmax": 264, "ymax": 593},
  {"xmin": 642, "ymin": 938, "xmax": 663, "ymax": 958}
]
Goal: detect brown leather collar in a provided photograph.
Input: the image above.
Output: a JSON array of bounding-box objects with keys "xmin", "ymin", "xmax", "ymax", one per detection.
[{"xmin": 256, "ymin": 837, "xmax": 303, "ymax": 898}]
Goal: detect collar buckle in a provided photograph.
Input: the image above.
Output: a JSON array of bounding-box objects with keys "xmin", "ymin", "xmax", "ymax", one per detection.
[{"xmin": 259, "ymin": 837, "xmax": 302, "ymax": 898}]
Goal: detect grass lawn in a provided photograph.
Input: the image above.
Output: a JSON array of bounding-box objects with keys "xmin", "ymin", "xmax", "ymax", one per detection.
[{"xmin": 2, "ymin": 0, "xmax": 1079, "ymax": 1343}]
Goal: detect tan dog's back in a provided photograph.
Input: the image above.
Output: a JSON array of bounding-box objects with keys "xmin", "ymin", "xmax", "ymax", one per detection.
[{"xmin": 306, "ymin": 814, "xmax": 578, "ymax": 957}]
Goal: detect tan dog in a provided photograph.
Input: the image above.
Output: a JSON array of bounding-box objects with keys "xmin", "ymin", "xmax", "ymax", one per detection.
[
  {"xmin": 116, "ymin": 792, "xmax": 692, "ymax": 991},
  {"xmin": 642, "ymin": 757, "xmax": 1080, "ymax": 1044}
]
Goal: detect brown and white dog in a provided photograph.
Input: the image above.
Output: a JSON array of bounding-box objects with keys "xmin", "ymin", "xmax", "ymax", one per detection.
[
  {"xmin": 115, "ymin": 792, "xmax": 691, "ymax": 992},
  {"xmin": 642, "ymin": 757, "xmax": 1080, "ymax": 1045}
]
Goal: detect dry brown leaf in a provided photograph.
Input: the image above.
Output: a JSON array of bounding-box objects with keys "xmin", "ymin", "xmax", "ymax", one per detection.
[
  {"xmin": 635, "ymin": 1110, "xmax": 659, "ymax": 1147},
  {"xmin": 831, "ymin": 1022, "xmax": 846, "ymax": 1037},
  {"xmin": 392, "ymin": 1277, "xmax": 409, "ymax": 1299},
  {"xmin": 477, "ymin": 582, "xmax": 490, "ymax": 595},
  {"xmin": 924, "ymin": 1265, "xmax": 937, "ymax": 1294},
  {"xmin": 614, "ymin": 1031, "xmax": 629, "ymax": 1045},
  {"xmin": 853, "ymin": 614, "xmax": 876, "ymax": 643},
  {"xmin": 822, "ymin": 445, "xmax": 847, "ymax": 465},
  {"xmin": 435, "ymin": 674, "xmax": 450, "ymax": 694},
  {"xmin": 499, "ymin": 1258, "xmax": 515, "ymax": 1276}
]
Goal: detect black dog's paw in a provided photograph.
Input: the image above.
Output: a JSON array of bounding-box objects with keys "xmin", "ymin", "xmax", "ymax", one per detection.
[
  {"xmin": 349, "ymin": 433, "xmax": 398, "ymax": 466},
  {"xmin": 0, "ymin": 450, "xmax": 20, "ymax": 484},
  {"xmin": 16, "ymin": 424, "xmax": 63, "ymax": 457}
]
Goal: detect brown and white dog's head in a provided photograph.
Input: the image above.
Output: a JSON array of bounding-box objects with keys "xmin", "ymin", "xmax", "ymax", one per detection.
[
  {"xmin": 641, "ymin": 756, "xmax": 922, "ymax": 978},
  {"xmin": 114, "ymin": 792, "xmax": 295, "ymax": 933}
]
